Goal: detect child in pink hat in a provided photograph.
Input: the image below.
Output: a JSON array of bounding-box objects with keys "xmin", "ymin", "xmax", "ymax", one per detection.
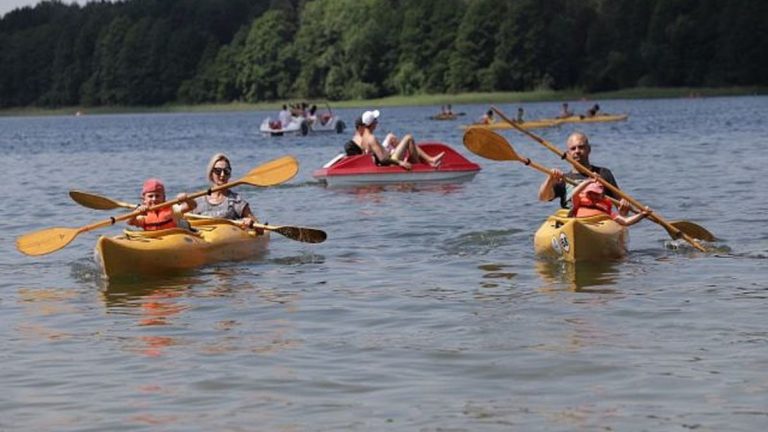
[
  {"xmin": 569, "ymin": 179, "xmax": 651, "ymax": 226},
  {"xmin": 127, "ymin": 178, "xmax": 196, "ymax": 231}
]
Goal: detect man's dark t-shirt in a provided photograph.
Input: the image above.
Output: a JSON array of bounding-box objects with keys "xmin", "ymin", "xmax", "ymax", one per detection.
[{"xmin": 552, "ymin": 165, "xmax": 619, "ymax": 209}]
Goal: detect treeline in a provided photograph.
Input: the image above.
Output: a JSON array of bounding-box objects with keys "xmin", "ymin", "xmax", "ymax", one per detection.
[{"xmin": 0, "ymin": 0, "xmax": 765, "ymax": 108}]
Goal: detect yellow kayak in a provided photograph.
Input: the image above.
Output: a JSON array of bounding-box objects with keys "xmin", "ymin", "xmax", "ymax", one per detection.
[
  {"xmin": 461, "ymin": 118, "xmax": 559, "ymax": 130},
  {"xmin": 94, "ymin": 218, "xmax": 269, "ymax": 279},
  {"xmin": 462, "ymin": 114, "xmax": 628, "ymax": 130},
  {"xmin": 554, "ymin": 114, "xmax": 629, "ymax": 124},
  {"xmin": 533, "ymin": 209, "xmax": 628, "ymax": 262}
]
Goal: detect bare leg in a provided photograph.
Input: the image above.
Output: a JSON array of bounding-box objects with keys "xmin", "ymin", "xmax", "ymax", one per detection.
[
  {"xmin": 390, "ymin": 134, "xmax": 414, "ymax": 161},
  {"xmin": 416, "ymin": 146, "xmax": 444, "ymax": 167}
]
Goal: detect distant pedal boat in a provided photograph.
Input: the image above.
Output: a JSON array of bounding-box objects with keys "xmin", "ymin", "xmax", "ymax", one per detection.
[
  {"xmin": 534, "ymin": 209, "xmax": 628, "ymax": 262},
  {"xmin": 308, "ymin": 115, "xmax": 346, "ymax": 134},
  {"xmin": 259, "ymin": 116, "xmax": 309, "ymax": 136},
  {"xmin": 313, "ymin": 142, "xmax": 481, "ymax": 187}
]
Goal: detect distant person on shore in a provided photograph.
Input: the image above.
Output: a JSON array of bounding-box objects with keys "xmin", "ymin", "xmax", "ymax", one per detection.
[
  {"xmin": 537, "ymin": 131, "xmax": 629, "ymax": 215},
  {"xmin": 569, "ymin": 180, "xmax": 650, "ymax": 226},
  {"xmin": 558, "ymin": 103, "xmax": 574, "ymax": 119},
  {"xmin": 359, "ymin": 110, "xmax": 444, "ymax": 169}
]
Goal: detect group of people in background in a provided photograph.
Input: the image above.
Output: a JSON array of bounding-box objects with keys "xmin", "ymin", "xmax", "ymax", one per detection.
[
  {"xmin": 272, "ymin": 102, "xmax": 332, "ymax": 129},
  {"xmin": 475, "ymin": 102, "xmax": 603, "ymax": 125}
]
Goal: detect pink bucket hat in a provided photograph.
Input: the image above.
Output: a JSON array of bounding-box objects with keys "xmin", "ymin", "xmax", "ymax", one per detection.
[
  {"xmin": 584, "ymin": 181, "xmax": 604, "ymax": 195},
  {"xmin": 141, "ymin": 178, "xmax": 165, "ymax": 194}
]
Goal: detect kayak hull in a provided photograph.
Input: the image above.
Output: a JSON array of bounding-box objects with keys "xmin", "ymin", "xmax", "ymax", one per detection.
[
  {"xmin": 462, "ymin": 114, "xmax": 628, "ymax": 130},
  {"xmin": 462, "ymin": 118, "xmax": 558, "ymax": 130},
  {"xmin": 94, "ymin": 218, "xmax": 269, "ymax": 279},
  {"xmin": 313, "ymin": 142, "xmax": 481, "ymax": 187},
  {"xmin": 555, "ymin": 114, "xmax": 629, "ymax": 124},
  {"xmin": 534, "ymin": 209, "xmax": 628, "ymax": 263}
]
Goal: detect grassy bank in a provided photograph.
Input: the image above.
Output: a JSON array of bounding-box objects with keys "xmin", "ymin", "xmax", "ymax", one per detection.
[{"xmin": 1, "ymin": 87, "xmax": 764, "ymax": 117}]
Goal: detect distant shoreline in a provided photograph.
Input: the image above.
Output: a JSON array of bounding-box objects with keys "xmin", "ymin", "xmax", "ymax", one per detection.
[{"xmin": 1, "ymin": 86, "xmax": 764, "ymax": 117}]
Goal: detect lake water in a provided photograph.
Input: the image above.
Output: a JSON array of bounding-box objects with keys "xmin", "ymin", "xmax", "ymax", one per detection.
[{"xmin": 1, "ymin": 96, "xmax": 767, "ymax": 431}]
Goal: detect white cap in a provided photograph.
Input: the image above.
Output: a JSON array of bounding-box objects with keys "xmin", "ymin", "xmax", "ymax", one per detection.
[{"xmin": 361, "ymin": 110, "xmax": 380, "ymax": 126}]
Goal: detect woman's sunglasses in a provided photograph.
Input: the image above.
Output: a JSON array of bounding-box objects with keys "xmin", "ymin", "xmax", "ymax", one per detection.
[{"xmin": 212, "ymin": 167, "xmax": 231, "ymax": 176}]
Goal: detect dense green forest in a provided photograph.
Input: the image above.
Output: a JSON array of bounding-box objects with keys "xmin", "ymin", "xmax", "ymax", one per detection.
[{"xmin": 0, "ymin": 0, "xmax": 765, "ymax": 108}]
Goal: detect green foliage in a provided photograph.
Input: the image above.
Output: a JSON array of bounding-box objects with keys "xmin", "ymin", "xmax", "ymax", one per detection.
[{"xmin": 0, "ymin": 0, "xmax": 765, "ymax": 108}]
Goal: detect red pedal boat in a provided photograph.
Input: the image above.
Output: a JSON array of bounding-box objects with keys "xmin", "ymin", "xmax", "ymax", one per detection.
[{"xmin": 313, "ymin": 142, "xmax": 481, "ymax": 187}]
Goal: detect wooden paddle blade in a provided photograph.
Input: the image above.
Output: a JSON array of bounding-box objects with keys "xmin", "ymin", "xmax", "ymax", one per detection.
[
  {"xmin": 69, "ymin": 190, "xmax": 135, "ymax": 210},
  {"xmin": 16, "ymin": 227, "xmax": 79, "ymax": 256},
  {"xmin": 256, "ymin": 224, "xmax": 327, "ymax": 243},
  {"xmin": 670, "ymin": 221, "xmax": 716, "ymax": 242},
  {"xmin": 241, "ymin": 155, "xmax": 299, "ymax": 187},
  {"xmin": 463, "ymin": 127, "xmax": 519, "ymax": 161}
]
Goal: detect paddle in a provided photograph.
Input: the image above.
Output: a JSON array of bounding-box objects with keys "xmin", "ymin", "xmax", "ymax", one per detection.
[
  {"xmin": 69, "ymin": 190, "xmax": 136, "ymax": 210},
  {"xmin": 69, "ymin": 190, "xmax": 326, "ymax": 244},
  {"xmin": 490, "ymin": 106, "xmax": 712, "ymax": 251},
  {"xmin": 70, "ymin": 190, "xmax": 325, "ymax": 243},
  {"xmin": 16, "ymin": 155, "xmax": 300, "ymax": 256},
  {"xmin": 463, "ymin": 127, "xmax": 716, "ymax": 244},
  {"xmin": 186, "ymin": 214, "xmax": 326, "ymax": 244}
]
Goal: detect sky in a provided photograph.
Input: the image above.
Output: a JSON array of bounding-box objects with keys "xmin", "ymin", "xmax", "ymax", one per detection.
[{"xmin": 0, "ymin": 0, "xmax": 87, "ymax": 17}]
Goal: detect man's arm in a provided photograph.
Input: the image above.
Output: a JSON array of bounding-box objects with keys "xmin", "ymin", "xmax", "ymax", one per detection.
[{"xmin": 538, "ymin": 169, "xmax": 563, "ymax": 201}]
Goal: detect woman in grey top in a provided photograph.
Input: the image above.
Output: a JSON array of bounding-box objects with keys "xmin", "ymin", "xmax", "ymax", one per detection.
[{"xmin": 195, "ymin": 153, "xmax": 257, "ymax": 229}]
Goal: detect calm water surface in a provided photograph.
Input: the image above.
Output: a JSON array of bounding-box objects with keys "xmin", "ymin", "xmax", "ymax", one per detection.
[{"xmin": 1, "ymin": 96, "xmax": 767, "ymax": 431}]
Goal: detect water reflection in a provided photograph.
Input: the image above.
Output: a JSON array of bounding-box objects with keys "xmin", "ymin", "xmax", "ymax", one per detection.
[
  {"xmin": 101, "ymin": 278, "xmax": 194, "ymax": 357},
  {"xmin": 99, "ymin": 272, "xmax": 303, "ymax": 357},
  {"xmin": 535, "ymin": 259, "xmax": 622, "ymax": 293},
  {"xmin": 327, "ymin": 182, "xmax": 468, "ymax": 196}
]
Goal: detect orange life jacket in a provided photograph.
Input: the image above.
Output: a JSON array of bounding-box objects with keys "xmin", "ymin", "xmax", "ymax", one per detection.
[
  {"xmin": 572, "ymin": 193, "xmax": 614, "ymax": 218},
  {"xmin": 140, "ymin": 207, "xmax": 176, "ymax": 231}
]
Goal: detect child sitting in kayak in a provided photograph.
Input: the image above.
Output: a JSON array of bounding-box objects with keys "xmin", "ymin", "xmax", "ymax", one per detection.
[
  {"xmin": 569, "ymin": 180, "xmax": 650, "ymax": 226},
  {"xmin": 127, "ymin": 178, "xmax": 197, "ymax": 231}
]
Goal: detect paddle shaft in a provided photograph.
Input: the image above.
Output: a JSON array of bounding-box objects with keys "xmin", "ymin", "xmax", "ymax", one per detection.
[{"xmin": 491, "ymin": 106, "xmax": 707, "ymax": 252}]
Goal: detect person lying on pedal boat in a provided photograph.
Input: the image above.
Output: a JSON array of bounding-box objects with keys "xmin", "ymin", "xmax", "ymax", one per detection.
[{"xmin": 358, "ymin": 109, "xmax": 444, "ymax": 170}]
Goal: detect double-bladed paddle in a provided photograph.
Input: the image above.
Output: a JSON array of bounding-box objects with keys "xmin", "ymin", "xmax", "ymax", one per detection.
[
  {"xmin": 17, "ymin": 155, "xmax": 301, "ymax": 256},
  {"xmin": 68, "ymin": 190, "xmax": 326, "ymax": 244},
  {"xmin": 463, "ymin": 127, "xmax": 715, "ymax": 244}
]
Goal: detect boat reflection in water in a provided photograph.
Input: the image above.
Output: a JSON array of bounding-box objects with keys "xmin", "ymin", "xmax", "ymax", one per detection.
[
  {"xmin": 535, "ymin": 259, "xmax": 622, "ymax": 293},
  {"xmin": 100, "ymin": 273, "xmax": 303, "ymax": 358}
]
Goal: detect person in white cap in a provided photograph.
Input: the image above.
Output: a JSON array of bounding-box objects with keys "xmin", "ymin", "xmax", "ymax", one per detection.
[{"xmin": 359, "ymin": 109, "xmax": 444, "ymax": 169}]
